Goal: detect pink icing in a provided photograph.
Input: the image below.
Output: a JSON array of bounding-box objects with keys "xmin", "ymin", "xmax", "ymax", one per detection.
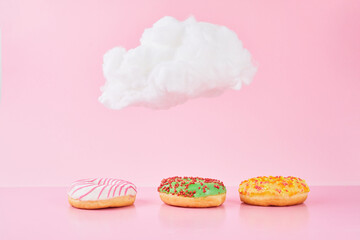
[{"xmin": 68, "ymin": 178, "xmax": 137, "ymax": 201}]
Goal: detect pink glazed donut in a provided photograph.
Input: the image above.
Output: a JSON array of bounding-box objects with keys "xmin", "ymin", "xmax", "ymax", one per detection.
[{"xmin": 68, "ymin": 178, "xmax": 137, "ymax": 209}]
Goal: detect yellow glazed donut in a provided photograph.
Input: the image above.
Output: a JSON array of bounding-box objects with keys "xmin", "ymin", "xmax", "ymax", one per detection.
[
  {"xmin": 68, "ymin": 178, "xmax": 137, "ymax": 209},
  {"xmin": 158, "ymin": 176, "xmax": 226, "ymax": 208},
  {"xmin": 239, "ymin": 176, "xmax": 310, "ymax": 206}
]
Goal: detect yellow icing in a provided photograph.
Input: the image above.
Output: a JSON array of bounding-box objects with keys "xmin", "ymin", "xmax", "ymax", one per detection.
[{"xmin": 239, "ymin": 176, "xmax": 310, "ymax": 197}]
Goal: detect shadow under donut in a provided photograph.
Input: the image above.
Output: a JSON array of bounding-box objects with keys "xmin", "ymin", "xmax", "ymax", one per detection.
[
  {"xmin": 158, "ymin": 203, "xmax": 226, "ymax": 229},
  {"xmin": 67, "ymin": 204, "xmax": 137, "ymax": 231},
  {"xmin": 239, "ymin": 203, "xmax": 309, "ymax": 231}
]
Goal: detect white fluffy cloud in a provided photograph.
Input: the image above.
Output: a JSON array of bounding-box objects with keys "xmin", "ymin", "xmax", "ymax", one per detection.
[{"xmin": 99, "ymin": 16, "xmax": 257, "ymax": 109}]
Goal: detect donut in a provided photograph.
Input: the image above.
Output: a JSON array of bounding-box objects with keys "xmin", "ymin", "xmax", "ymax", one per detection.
[
  {"xmin": 158, "ymin": 176, "xmax": 226, "ymax": 208},
  {"xmin": 68, "ymin": 178, "xmax": 137, "ymax": 209},
  {"xmin": 238, "ymin": 176, "xmax": 310, "ymax": 206}
]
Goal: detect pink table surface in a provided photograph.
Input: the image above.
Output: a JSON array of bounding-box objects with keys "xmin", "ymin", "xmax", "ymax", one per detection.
[{"xmin": 0, "ymin": 186, "xmax": 359, "ymax": 239}]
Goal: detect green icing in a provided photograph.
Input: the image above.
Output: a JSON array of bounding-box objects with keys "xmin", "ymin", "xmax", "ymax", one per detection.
[{"xmin": 158, "ymin": 177, "xmax": 226, "ymax": 198}]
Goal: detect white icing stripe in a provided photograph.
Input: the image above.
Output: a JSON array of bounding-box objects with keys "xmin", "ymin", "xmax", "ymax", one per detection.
[
  {"xmin": 68, "ymin": 178, "xmax": 137, "ymax": 201},
  {"xmin": 70, "ymin": 184, "xmax": 94, "ymax": 196}
]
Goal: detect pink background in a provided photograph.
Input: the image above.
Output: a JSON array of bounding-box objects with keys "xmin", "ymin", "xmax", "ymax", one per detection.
[
  {"xmin": 2, "ymin": 186, "xmax": 360, "ymax": 239},
  {"xmin": 0, "ymin": 0, "xmax": 359, "ymax": 187}
]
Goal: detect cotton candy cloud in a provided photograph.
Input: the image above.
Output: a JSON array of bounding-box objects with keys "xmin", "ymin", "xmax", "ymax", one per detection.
[{"xmin": 99, "ymin": 16, "xmax": 257, "ymax": 109}]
